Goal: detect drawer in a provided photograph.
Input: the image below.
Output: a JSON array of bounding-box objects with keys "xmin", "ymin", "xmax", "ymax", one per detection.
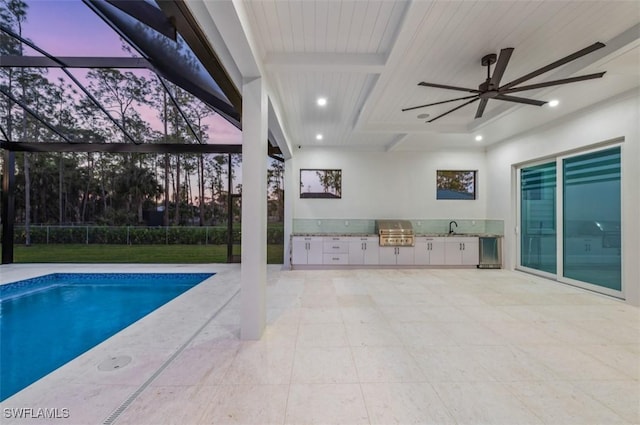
[
  {"xmin": 293, "ymin": 236, "xmax": 323, "ymax": 242},
  {"xmin": 415, "ymin": 236, "xmax": 445, "ymax": 243},
  {"xmin": 323, "ymin": 253, "xmax": 349, "ymax": 265},
  {"xmin": 347, "ymin": 236, "xmax": 378, "ymax": 243},
  {"xmin": 323, "ymin": 241, "xmax": 349, "ymax": 253}
]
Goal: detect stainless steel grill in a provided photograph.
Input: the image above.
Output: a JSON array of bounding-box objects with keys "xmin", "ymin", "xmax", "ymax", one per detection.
[{"xmin": 376, "ymin": 220, "xmax": 415, "ymax": 246}]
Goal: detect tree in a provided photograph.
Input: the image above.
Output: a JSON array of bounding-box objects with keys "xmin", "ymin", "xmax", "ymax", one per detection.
[{"xmin": 267, "ymin": 159, "xmax": 284, "ymax": 222}]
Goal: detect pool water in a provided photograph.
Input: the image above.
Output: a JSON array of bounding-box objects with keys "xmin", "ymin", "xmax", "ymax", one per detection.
[{"xmin": 0, "ymin": 273, "xmax": 212, "ymax": 401}]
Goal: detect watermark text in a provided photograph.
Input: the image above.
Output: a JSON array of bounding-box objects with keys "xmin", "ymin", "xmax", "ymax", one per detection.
[{"xmin": 3, "ymin": 407, "xmax": 70, "ymax": 419}]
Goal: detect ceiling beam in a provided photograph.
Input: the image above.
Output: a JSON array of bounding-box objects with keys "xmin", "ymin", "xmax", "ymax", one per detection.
[
  {"xmin": 385, "ymin": 133, "xmax": 409, "ymax": 152},
  {"xmin": 264, "ymin": 53, "xmax": 387, "ymax": 73}
]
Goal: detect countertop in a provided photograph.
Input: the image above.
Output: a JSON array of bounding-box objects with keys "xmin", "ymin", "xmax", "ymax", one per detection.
[{"xmin": 292, "ymin": 233, "xmax": 503, "ymax": 238}]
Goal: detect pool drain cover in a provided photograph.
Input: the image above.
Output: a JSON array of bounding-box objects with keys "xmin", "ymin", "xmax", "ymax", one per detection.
[{"xmin": 98, "ymin": 355, "xmax": 132, "ymax": 371}]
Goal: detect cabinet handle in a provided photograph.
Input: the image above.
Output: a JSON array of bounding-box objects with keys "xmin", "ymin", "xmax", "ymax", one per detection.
[
  {"xmin": 363, "ymin": 243, "xmax": 366, "ymax": 250},
  {"xmin": 332, "ymin": 246, "xmax": 339, "ymax": 249},
  {"xmin": 462, "ymin": 243, "xmax": 465, "ymax": 250}
]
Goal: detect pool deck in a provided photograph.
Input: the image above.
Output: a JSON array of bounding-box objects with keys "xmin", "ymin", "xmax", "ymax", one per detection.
[{"xmin": 0, "ymin": 264, "xmax": 638, "ymax": 424}]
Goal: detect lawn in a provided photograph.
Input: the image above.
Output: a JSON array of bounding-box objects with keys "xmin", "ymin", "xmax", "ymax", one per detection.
[{"xmin": 10, "ymin": 244, "xmax": 285, "ymax": 264}]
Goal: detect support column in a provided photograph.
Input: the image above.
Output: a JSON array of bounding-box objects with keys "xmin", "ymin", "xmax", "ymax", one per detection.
[
  {"xmin": 240, "ymin": 77, "xmax": 267, "ymax": 340},
  {"xmin": 1, "ymin": 150, "xmax": 15, "ymax": 264}
]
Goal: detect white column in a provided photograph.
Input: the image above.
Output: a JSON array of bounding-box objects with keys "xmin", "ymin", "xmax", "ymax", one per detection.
[{"xmin": 241, "ymin": 77, "xmax": 267, "ymax": 340}]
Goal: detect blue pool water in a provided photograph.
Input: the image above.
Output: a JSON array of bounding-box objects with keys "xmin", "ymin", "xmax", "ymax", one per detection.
[{"xmin": 0, "ymin": 273, "xmax": 212, "ymax": 401}]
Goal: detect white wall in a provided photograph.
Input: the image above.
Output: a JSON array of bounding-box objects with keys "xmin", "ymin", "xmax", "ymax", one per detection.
[
  {"xmin": 486, "ymin": 90, "xmax": 640, "ymax": 305},
  {"xmin": 289, "ymin": 149, "xmax": 487, "ymax": 220}
]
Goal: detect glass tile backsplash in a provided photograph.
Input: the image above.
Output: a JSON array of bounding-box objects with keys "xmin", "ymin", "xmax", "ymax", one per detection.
[{"xmin": 292, "ymin": 219, "xmax": 504, "ymax": 236}]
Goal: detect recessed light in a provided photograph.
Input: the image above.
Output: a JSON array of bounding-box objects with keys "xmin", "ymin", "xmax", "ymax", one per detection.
[
  {"xmin": 315, "ymin": 134, "xmax": 323, "ymax": 140},
  {"xmin": 549, "ymin": 99, "xmax": 559, "ymax": 107},
  {"xmin": 317, "ymin": 97, "xmax": 327, "ymax": 106},
  {"xmin": 475, "ymin": 135, "xmax": 483, "ymax": 142},
  {"xmin": 417, "ymin": 113, "xmax": 430, "ymax": 119}
]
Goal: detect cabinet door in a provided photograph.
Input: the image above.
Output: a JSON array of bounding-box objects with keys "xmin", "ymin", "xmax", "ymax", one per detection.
[
  {"xmin": 461, "ymin": 238, "xmax": 479, "ymax": 265},
  {"xmin": 362, "ymin": 241, "xmax": 380, "ymax": 264},
  {"xmin": 429, "ymin": 239, "xmax": 446, "ymax": 265},
  {"xmin": 379, "ymin": 246, "xmax": 398, "ymax": 265},
  {"xmin": 291, "ymin": 238, "xmax": 309, "ymax": 264},
  {"xmin": 445, "ymin": 241, "xmax": 463, "ymax": 265},
  {"xmin": 396, "ymin": 247, "xmax": 414, "ymax": 265},
  {"xmin": 414, "ymin": 241, "xmax": 429, "ymax": 265},
  {"xmin": 307, "ymin": 240, "xmax": 324, "ymax": 264},
  {"xmin": 348, "ymin": 241, "xmax": 365, "ymax": 265}
]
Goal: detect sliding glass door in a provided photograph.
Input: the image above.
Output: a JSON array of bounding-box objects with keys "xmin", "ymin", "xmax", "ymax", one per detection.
[
  {"xmin": 518, "ymin": 146, "xmax": 622, "ymax": 296},
  {"xmin": 520, "ymin": 162, "xmax": 557, "ymax": 274},
  {"xmin": 562, "ymin": 147, "xmax": 621, "ymax": 291}
]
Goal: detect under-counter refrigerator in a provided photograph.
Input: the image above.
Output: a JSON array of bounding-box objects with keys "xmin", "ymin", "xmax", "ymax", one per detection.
[{"xmin": 478, "ymin": 237, "xmax": 502, "ymax": 269}]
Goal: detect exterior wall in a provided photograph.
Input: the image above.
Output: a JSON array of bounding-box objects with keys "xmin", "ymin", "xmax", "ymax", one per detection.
[
  {"xmin": 290, "ymin": 149, "xmax": 488, "ymax": 220},
  {"xmin": 485, "ymin": 91, "xmax": 640, "ymax": 305}
]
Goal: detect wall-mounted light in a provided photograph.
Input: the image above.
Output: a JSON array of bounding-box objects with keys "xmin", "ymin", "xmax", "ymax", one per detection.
[
  {"xmin": 316, "ymin": 134, "xmax": 323, "ymax": 141},
  {"xmin": 475, "ymin": 135, "xmax": 483, "ymax": 142},
  {"xmin": 317, "ymin": 97, "xmax": 327, "ymax": 107}
]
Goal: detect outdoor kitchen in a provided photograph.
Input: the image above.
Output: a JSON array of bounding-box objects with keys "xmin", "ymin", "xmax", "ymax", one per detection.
[{"xmin": 290, "ymin": 218, "xmax": 503, "ymax": 269}]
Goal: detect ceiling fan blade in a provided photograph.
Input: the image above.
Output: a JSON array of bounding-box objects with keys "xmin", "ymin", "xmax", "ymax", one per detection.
[
  {"xmin": 500, "ymin": 72, "xmax": 606, "ymax": 94},
  {"xmin": 475, "ymin": 98, "xmax": 489, "ymax": 119},
  {"xmin": 402, "ymin": 95, "xmax": 478, "ymax": 112},
  {"xmin": 427, "ymin": 97, "xmax": 479, "ymax": 123},
  {"xmin": 418, "ymin": 82, "xmax": 480, "ymax": 93},
  {"xmin": 494, "ymin": 94, "xmax": 547, "ymax": 106},
  {"xmin": 500, "ymin": 42, "xmax": 605, "ymax": 90},
  {"xmin": 490, "ymin": 48, "xmax": 514, "ymax": 87}
]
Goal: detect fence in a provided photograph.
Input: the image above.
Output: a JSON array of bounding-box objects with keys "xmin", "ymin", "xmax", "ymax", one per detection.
[{"xmin": 11, "ymin": 225, "xmax": 284, "ymax": 245}]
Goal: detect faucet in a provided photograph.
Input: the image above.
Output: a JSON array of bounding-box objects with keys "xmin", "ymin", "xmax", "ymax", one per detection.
[{"xmin": 449, "ymin": 220, "xmax": 458, "ymax": 234}]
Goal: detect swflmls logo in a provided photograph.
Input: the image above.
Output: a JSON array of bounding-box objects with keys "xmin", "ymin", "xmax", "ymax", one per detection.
[{"xmin": 3, "ymin": 407, "xmax": 70, "ymax": 419}]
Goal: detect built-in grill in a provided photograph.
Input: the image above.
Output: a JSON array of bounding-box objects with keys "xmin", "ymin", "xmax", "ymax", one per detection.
[{"xmin": 376, "ymin": 220, "xmax": 415, "ymax": 247}]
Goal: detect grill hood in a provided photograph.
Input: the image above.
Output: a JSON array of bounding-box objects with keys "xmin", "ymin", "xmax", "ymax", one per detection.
[{"xmin": 376, "ymin": 220, "xmax": 414, "ymax": 246}]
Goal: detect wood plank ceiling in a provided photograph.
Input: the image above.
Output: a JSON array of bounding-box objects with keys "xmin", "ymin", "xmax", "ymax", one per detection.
[{"xmin": 238, "ymin": 0, "xmax": 640, "ymax": 151}]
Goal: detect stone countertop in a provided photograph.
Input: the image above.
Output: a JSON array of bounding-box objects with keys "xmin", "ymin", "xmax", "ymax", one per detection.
[{"xmin": 292, "ymin": 233, "xmax": 503, "ymax": 238}]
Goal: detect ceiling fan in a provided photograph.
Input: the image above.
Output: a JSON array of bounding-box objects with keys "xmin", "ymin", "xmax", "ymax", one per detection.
[{"xmin": 403, "ymin": 42, "xmax": 606, "ymax": 122}]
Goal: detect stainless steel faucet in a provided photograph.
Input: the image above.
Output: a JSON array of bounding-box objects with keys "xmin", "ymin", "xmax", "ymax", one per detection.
[{"xmin": 449, "ymin": 220, "xmax": 458, "ymax": 234}]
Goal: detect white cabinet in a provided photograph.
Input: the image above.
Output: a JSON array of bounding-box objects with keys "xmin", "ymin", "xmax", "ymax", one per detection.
[
  {"xmin": 347, "ymin": 236, "xmax": 379, "ymax": 265},
  {"xmin": 323, "ymin": 236, "xmax": 349, "ymax": 265},
  {"xmin": 291, "ymin": 236, "xmax": 323, "ymax": 265},
  {"xmin": 414, "ymin": 237, "xmax": 446, "ymax": 265},
  {"xmin": 445, "ymin": 237, "xmax": 479, "ymax": 265},
  {"xmin": 379, "ymin": 246, "xmax": 414, "ymax": 265}
]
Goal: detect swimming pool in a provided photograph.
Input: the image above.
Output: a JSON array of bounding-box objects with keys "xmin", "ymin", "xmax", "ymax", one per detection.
[{"xmin": 0, "ymin": 273, "xmax": 213, "ymax": 401}]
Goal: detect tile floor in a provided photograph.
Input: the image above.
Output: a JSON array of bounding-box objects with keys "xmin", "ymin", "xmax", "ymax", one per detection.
[{"xmin": 1, "ymin": 265, "xmax": 638, "ymax": 424}]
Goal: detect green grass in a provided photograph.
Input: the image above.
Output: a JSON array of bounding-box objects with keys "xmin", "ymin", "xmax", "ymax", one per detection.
[{"xmin": 11, "ymin": 244, "xmax": 284, "ymax": 264}]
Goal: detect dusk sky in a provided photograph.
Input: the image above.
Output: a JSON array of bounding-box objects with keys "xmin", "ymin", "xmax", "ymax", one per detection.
[{"xmin": 18, "ymin": 0, "xmax": 241, "ymax": 144}]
